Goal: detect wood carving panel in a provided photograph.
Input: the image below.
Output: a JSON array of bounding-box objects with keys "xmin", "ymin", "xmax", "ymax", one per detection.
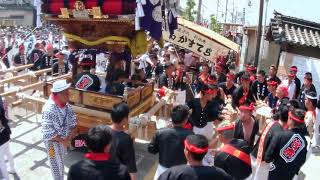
[
  {"xmin": 129, "ymin": 96, "xmax": 153, "ymax": 117},
  {"xmin": 127, "ymin": 89, "xmax": 141, "ymax": 108},
  {"xmin": 77, "ymin": 113, "xmax": 112, "ymax": 128},
  {"xmin": 69, "ymin": 89, "xmax": 81, "ymax": 103},
  {"xmin": 82, "ymin": 92, "xmax": 122, "ymax": 110},
  {"xmin": 141, "ymin": 84, "xmax": 153, "ymax": 100}
]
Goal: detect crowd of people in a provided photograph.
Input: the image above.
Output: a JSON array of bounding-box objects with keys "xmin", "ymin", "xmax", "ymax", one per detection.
[
  {"xmin": 0, "ymin": 25, "xmax": 319, "ymax": 180},
  {"xmin": 0, "ymin": 25, "xmax": 66, "ymax": 70}
]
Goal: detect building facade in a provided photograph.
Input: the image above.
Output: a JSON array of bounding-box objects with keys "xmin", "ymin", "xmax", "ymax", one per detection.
[{"xmin": 0, "ymin": 0, "xmax": 35, "ymax": 26}]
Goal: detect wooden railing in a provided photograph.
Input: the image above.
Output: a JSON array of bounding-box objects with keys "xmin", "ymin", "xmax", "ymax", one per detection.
[{"xmin": 0, "ymin": 64, "xmax": 33, "ymax": 74}]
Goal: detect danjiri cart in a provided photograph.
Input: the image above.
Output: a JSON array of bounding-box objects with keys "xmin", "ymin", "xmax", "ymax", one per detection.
[{"xmin": 41, "ymin": 0, "xmax": 156, "ymax": 147}]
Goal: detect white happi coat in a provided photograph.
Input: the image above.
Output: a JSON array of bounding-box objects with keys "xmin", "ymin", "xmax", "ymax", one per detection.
[
  {"xmin": 41, "ymin": 96, "xmax": 77, "ymax": 141},
  {"xmin": 41, "ymin": 96, "xmax": 77, "ymax": 180}
]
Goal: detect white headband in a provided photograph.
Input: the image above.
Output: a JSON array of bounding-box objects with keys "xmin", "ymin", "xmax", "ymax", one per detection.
[{"xmin": 306, "ymin": 94, "xmax": 317, "ymax": 100}]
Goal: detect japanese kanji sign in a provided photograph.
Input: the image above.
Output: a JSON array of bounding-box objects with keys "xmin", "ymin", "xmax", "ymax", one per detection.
[{"xmin": 163, "ymin": 18, "xmax": 240, "ymax": 61}]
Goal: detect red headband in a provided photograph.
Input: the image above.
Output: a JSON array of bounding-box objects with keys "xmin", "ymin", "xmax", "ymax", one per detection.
[
  {"xmin": 267, "ymin": 81, "xmax": 278, "ymax": 86},
  {"xmin": 247, "ymin": 66, "xmax": 256, "ymax": 71},
  {"xmin": 55, "ymin": 52, "xmax": 64, "ymax": 58},
  {"xmin": 226, "ymin": 73, "xmax": 235, "ymax": 79},
  {"xmin": 239, "ymin": 103, "xmax": 255, "ymax": 111},
  {"xmin": 203, "ymin": 89, "xmax": 217, "ymax": 95},
  {"xmin": 288, "ymin": 73, "xmax": 295, "ymax": 77},
  {"xmin": 80, "ymin": 62, "xmax": 96, "ymax": 66},
  {"xmin": 289, "ymin": 111, "xmax": 304, "ymax": 123},
  {"xmin": 184, "ymin": 139, "xmax": 209, "ymax": 154},
  {"xmin": 241, "ymin": 77, "xmax": 250, "ymax": 81},
  {"xmin": 19, "ymin": 45, "xmax": 25, "ymax": 50},
  {"xmin": 290, "ymin": 67, "xmax": 298, "ymax": 71},
  {"xmin": 219, "ymin": 144, "xmax": 251, "ymax": 166},
  {"xmin": 207, "ymin": 78, "xmax": 217, "ymax": 85},
  {"xmin": 217, "ymin": 124, "xmax": 235, "ymax": 133}
]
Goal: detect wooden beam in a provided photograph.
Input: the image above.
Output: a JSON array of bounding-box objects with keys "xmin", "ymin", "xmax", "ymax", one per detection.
[
  {"xmin": 0, "ymin": 81, "xmax": 43, "ymax": 97},
  {"xmin": 0, "ymin": 73, "xmax": 72, "ymax": 97},
  {"xmin": 1, "ymin": 64, "xmax": 34, "ymax": 74},
  {"xmin": 145, "ymin": 99, "xmax": 165, "ymax": 117},
  {"xmin": 48, "ymin": 73, "xmax": 72, "ymax": 81},
  {"xmin": 0, "ymin": 68, "xmax": 51, "ymax": 84}
]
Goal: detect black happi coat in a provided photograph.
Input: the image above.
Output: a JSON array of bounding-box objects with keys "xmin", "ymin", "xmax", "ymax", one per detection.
[
  {"xmin": 40, "ymin": 54, "xmax": 54, "ymax": 69},
  {"xmin": 232, "ymin": 86, "xmax": 255, "ymax": 108},
  {"xmin": 235, "ymin": 71, "xmax": 245, "ymax": 84},
  {"xmin": 52, "ymin": 62, "xmax": 69, "ymax": 75},
  {"xmin": 264, "ymin": 128, "xmax": 307, "ymax": 180},
  {"xmin": 148, "ymin": 127, "xmax": 194, "ymax": 168},
  {"xmin": 275, "ymin": 97, "xmax": 290, "ymax": 112},
  {"xmin": 233, "ymin": 118, "xmax": 260, "ymax": 148},
  {"xmin": 251, "ymin": 80, "xmax": 269, "ymax": 100},
  {"xmin": 194, "ymin": 73, "xmax": 209, "ymax": 93},
  {"xmin": 294, "ymin": 77, "xmax": 301, "ymax": 99},
  {"xmin": 217, "ymin": 73, "xmax": 227, "ymax": 84},
  {"xmin": 174, "ymin": 72, "xmax": 188, "ymax": 91},
  {"xmin": 13, "ymin": 53, "xmax": 25, "ymax": 65},
  {"xmin": 159, "ymin": 73, "xmax": 174, "ymax": 89},
  {"xmin": 146, "ymin": 63, "xmax": 163, "ymax": 79},
  {"xmin": 252, "ymin": 122, "xmax": 283, "ymax": 161},
  {"xmin": 28, "ymin": 49, "xmax": 44, "ymax": 70},
  {"xmin": 67, "ymin": 158, "xmax": 130, "ymax": 180},
  {"xmin": 187, "ymin": 98, "xmax": 220, "ymax": 128},
  {"xmin": 109, "ymin": 130, "xmax": 137, "ymax": 173},
  {"xmin": 298, "ymin": 84, "xmax": 317, "ymax": 109},
  {"xmin": 158, "ymin": 164, "xmax": 232, "ymax": 180},
  {"xmin": 215, "ymin": 139, "xmax": 252, "ymax": 180},
  {"xmin": 0, "ymin": 106, "xmax": 11, "ymax": 146},
  {"xmin": 219, "ymin": 82, "xmax": 236, "ymax": 96},
  {"xmin": 73, "ymin": 72, "xmax": 101, "ymax": 92}
]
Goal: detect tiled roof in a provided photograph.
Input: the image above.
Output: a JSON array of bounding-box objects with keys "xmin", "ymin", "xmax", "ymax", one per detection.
[{"xmin": 268, "ymin": 11, "xmax": 320, "ymax": 48}]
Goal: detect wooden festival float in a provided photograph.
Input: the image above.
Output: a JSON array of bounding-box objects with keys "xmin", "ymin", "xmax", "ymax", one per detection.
[{"xmin": 38, "ymin": 0, "xmax": 161, "ymax": 141}]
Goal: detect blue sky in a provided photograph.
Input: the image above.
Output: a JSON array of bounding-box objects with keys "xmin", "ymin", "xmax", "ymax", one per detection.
[{"xmin": 180, "ymin": 0, "xmax": 320, "ymax": 26}]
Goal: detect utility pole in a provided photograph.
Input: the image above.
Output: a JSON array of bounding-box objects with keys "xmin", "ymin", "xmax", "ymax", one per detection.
[
  {"xmin": 260, "ymin": 0, "xmax": 269, "ymax": 61},
  {"xmin": 225, "ymin": 0, "xmax": 228, "ymax": 23},
  {"xmin": 197, "ymin": 0, "xmax": 203, "ymax": 23},
  {"xmin": 254, "ymin": 0, "xmax": 264, "ymax": 67},
  {"xmin": 232, "ymin": 0, "xmax": 235, "ymax": 23},
  {"xmin": 242, "ymin": 8, "xmax": 246, "ymax": 25},
  {"xmin": 216, "ymin": 0, "xmax": 219, "ymax": 22}
]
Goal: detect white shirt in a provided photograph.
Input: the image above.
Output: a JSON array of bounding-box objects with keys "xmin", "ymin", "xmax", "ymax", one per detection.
[
  {"xmin": 311, "ymin": 109, "xmax": 320, "ymax": 147},
  {"xmin": 288, "ymin": 80, "xmax": 296, "ymax": 100},
  {"xmin": 95, "ymin": 53, "xmax": 108, "ymax": 72},
  {"xmin": 184, "ymin": 52, "xmax": 193, "ymax": 67},
  {"xmin": 138, "ymin": 54, "xmax": 149, "ymax": 73}
]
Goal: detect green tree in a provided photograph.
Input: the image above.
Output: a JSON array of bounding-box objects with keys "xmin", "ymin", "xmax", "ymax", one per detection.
[
  {"xmin": 182, "ymin": 0, "xmax": 197, "ymax": 22},
  {"xmin": 209, "ymin": 15, "xmax": 222, "ymax": 32}
]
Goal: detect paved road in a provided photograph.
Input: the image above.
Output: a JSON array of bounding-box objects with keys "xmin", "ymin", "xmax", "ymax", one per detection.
[{"xmin": 1, "ymin": 110, "xmax": 157, "ymax": 180}]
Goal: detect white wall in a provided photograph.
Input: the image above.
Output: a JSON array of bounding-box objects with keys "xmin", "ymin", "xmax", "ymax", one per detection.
[{"xmin": 277, "ymin": 52, "xmax": 320, "ymax": 94}]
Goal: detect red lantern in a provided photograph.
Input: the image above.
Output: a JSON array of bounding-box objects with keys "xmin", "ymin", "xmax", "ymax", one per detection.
[
  {"xmin": 85, "ymin": 0, "xmax": 98, "ymax": 9},
  {"xmin": 101, "ymin": 0, "xmax": 122, "ymax": 15},
  {"xmin": 68, "ymin": 0, "xmax": 77, "ymax": 9},
  {"xmin": 47, "ymin": 0, "xmax": 64, "ymax": 15}
]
